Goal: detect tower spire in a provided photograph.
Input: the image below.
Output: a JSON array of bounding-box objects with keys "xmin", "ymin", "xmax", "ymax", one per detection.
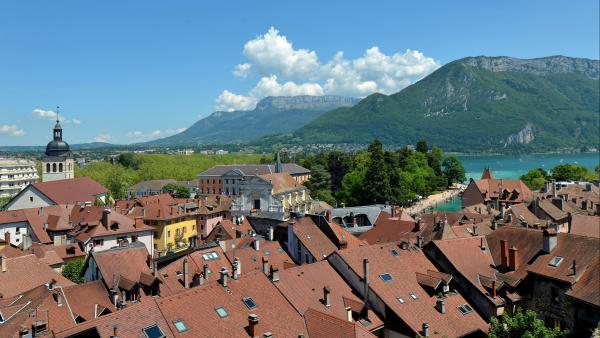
[{"xmin": 56, "ymin": 105, "xmax": 60, "ymax": 124}]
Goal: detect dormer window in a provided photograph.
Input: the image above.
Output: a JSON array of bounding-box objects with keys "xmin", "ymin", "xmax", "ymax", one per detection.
[
  {"xmin": 548, "ymin": 256, "xmax": 563, "ymax": 267},
  {"xmin": 110, "ymin": 222, "xmax": 119, "ymax": 230}
]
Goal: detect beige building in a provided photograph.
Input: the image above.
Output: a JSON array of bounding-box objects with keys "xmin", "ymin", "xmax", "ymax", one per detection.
[
  {"xmin": 42, "ymin": 119, "xmax": 74, "ymax": 182},
  {"xmin": 0, "ymin": 158, "xmax": 38, "ymax": 198}
]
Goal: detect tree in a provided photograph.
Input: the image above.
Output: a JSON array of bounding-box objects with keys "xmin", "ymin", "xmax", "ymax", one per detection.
[
  {"xmin": 551, "ymin": 164, "xmax": 592, "ymax": 181},
  {"xmin": 363, "ymin": 140, "xmax": 391, "ymax": 204},
  {"xmin": 305, "ymin": 164, "xmax": 331, "ymax": 192},
  {"xmin": 442, "ymin": 156, "xmax": 466, "ymax": 186},
  {"xmin": 117, "ymin": 153, "xmax": 139, "ymax": 170},
  {"xmin": 61, "ymin": 258, "xmax": 85, "ymax": 284},
  {"xmin": 0, "ymin": 196, "xmax": 12, "ymax": 210},
  {"xmin": 427, "ymin": 146, "xmax": 443, "ymax": 176},
  {"xmin": 489, "ymin": 308, "xmax": 569, "ymax": 338},
  {"xmin": 162, "ymin": 183, "xmax": 191, "ymax": 198},
  {"xmin": 520, "ymin": 168, "xmax": 549, "ymax": 190},
  {"xmin": 416, "ymin": 140, "xmax": 428, "ymax": 153}
]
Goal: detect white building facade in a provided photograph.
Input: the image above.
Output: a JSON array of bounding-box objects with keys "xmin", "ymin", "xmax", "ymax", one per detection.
[{"xmin": 0, "ymin": 158, "xmax": 39, "ymax": 198}]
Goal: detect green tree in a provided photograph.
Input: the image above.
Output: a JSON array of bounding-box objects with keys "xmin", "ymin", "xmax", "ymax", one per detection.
[
  {"xmin": 0, "ymin": 196, "xmax": 12, "ymax": 210},
  {"xmin": 162, "ymin": 183, "xmax": 191, "ymax": 198},
  {"xmin": 520, "ymin": 168, "xmax": 549, "ymax": 190},
  {"xmin": 427, "ymin": 146, "xmax": 443, "ymax": 176},
  {"xmin": 117, "ymin": 153, "xmax": 139, "ymax": 170},
  {"xmin": 442, "ymin": 156, "xmax": 466, "ymax": 186},
  {"xmin": 551, "ymin": 164, "xmax": 592, "ymax": 181},
  {"xmin": 327, "ymin": 151, "xmax": 351, "ymax": 194},
  {"xmin": 416, "ymin": 140, "xmax": 428, "ymax": 153},
  {"xmin": 306, "ymin": 164, "xmax": 331, "ymax": 192},
  {"xmin": 489, "ymin": 308, "xmax": 569, "ymax": 338},
  {"xmin": 363, "ymin": 140, "xmax": 391, "ymax": 204},
  {"xmin": 61, "ymin": 258, "xmax": 85, "ymax": 284}
]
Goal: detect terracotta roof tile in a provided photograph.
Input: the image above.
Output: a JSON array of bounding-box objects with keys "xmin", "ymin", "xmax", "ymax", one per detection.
[
  {"xmin": 0, "ymin": 254, "xmax": 74, "ymax": 298},
  {"xmin": 224, "ymin": 238, "xmax": 295, "ymax": 275},
  {"xmin": 90, "ymin": 243, "xmax": 156, "ymax": 292},
  {"xmin": 565, "ymin": 256, "xmax": 600, "ymax": 307},
  {"xmin": 292, "ymin": 217, "xmax": 337, "ymax": 260},
  {"xmin": 32, "ymin": 177, "xmax": 107, "ymax": 204},
  {"xmin": 569, "ymin": 214, "xmax": 600, "ymax": 238},
  {"xmin": 260, "ymin": 172, "xmax": 303, "ymax": 194},
  {"xmin": 304, "ymin": 308, "xmax": 376, "ymax": 338}
]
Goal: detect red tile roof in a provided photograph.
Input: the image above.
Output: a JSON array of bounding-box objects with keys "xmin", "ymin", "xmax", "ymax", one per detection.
[
  {"xmin": 359, "ymin": 215, "xmax": 417, "ymax": 244},
  {"xmin": 32, "ymin": 177, "xmax": 107, "ymax": 204},
  {"xmin": 292, "ymin": 217, "xmax": 337, "ymax": 261},
  {"xmin": 224, "ymin": 237, "xmax": 295, "ymax": 275},
  {"xmin": 260, "ymin": 172, "xmax": 304, "ymax": 194},
  {"xmin": 334, "ymin": 243, "xmax": 489, "ymax": 337},
  {"xmin": 0, "ymin": 254, "xmax": 74, "ymax": 298},
  {"xmin": 304, "ymin": 308, "xmax": 376, "ymax": 338},
  {"xmin": 29, "ymin": 243, "xmax": 85, "ymax": 264},
  {"xmin": 156, "ymin": 271, "xmax": 308, "ymax": 337},
  {"xmin": 569, "ymin": 214, "xmax": 600, "ymax": 238},
  {"xmin": 473, "ymin": 178, "xmax": 534, "ymax": 204},
  {"xmin": 486, "ymin": 226, "xmax": 545, "ymax": 280},
  {"xmin": 158, "ymin": 246, "xmax": 232, "ymax": 295},
  {"xmin": 69, "ymin": 205, "xmax": 154, "ymax": 244},
  {"xmin": 89, "ymin": 243, "xmax": 156, "ymax": 291},
  {"xmin": 565, "ymin": 256, "xmax": 600, "ymax": 307},
  {"xmin": 21, "ymin": 205, "xmax": 76, "ymax": 243},
  {"xmin": 275, "ymin": 260, "xmax": 383, "ymax": 331}
]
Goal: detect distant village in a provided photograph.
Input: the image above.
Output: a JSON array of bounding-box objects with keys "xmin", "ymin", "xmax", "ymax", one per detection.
[{"xmin": 0, "ymin": 120, "xmax": 598, "ymax": 338}]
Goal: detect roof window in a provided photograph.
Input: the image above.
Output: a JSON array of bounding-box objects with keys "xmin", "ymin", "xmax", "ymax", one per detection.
[
  {"xmin": 242, "ymin": 297, "xmax": 257, "ymax": 309},
  {"xmin": 409, "ymin": 292, "xmax": 418, "ymax": 300},
  {"xmin": 457, "ymin": 304, "xmax": 473, "ymax": 315},
  {"xmin": 391, "ymin": 249, "xmax": 399, "ymax": 256},
  {"xmin": 548, "ymin": 256, "xmax": 563, "ymax": 267},
  {"xmin": 173, "ymin": 320, "xmax": 187, "ymax": 333},
  {"xmin": 142, "ymin": 324, "xmax": 166, "ymax": 338},
  {"xmin": 397, "ymin": 297, "xmax": 405, "ymax": 304},
  {"xmin": 202, "ymin": 252, "xmax": 219, "ymax": 261},
  {"xmin": 379, "ymin": 273, "xmax": 393, "ymax": 282},
  {"xmin": 215, "ymin": 307, "xmax": 229, "ymax": 318}
]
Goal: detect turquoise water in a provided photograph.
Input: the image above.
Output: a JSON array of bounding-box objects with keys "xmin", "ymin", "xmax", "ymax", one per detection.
[
  {"xmin": 434, "ymin": 152, "xmax": 599, "ymax": 211},
  {"xmin": 458, "ymin": 152, "xmax": 599, "ymax": 180}
]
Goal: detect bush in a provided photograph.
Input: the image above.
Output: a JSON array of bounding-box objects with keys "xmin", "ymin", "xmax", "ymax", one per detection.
[
  {"xmin": 489, "ymin": 308, "xmax": 569, "ymax": 338},
  {"xmin": 61, "ymin": 258, "xmax": 85, "ymax": 284}
]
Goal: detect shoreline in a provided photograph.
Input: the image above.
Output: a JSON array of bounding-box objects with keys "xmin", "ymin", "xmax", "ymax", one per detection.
[{"xmin": 405, "ymin": 184, "xmax": 465, "ymax": 215}]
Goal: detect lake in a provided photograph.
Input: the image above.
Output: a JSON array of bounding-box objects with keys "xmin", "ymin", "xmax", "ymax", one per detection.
[
  {"xmin": 434, "ymin": 152, "xmax": 599, "ymax": 212},
  {"xmin": 458, "ymin": 152, "xmax": 599, "ymax": 180}
]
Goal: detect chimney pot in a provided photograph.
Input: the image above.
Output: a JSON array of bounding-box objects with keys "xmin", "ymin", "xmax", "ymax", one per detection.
[
  {"xmin": 571, "ymin": 260, "xmax": 577, "ymax": 275},
  {"xmin": 270, "ymin": 265, "xmax": 279, "ymax": 282},
  {"xmin": 363, "ymin": 258, "xmax": 369, "ymax": 303},
  {"xmin": 3, "ymin": 232, "xmax": 10, "ymax": 246},
  {"xmin": 112, "ymin": 323, "xmax": 119, "ymax": 338},
  {"xmin": 219, "ymin": 267, "xmax": 228, "ymax": 287},
  {"xmin": 262, "ymin": 256, "xmax": 269, "ymax": 275},
  {"xmin": 183, "ymin": 257, "xmax": 189, "ymax": 288},
  {"xmin": 436, "ymin": 298, "xmax": 445, "ymax": 314},
  {"xmin": 323, "ymin": 286, "xmax": 331, "ymax": 307},
  {"xmin": 345, "ymin": 306, "xmax": 353, "ymax": 322},
  {"xmin": 491, "ymin": 280, "xmax": 497, "ymax": 298},
  {"xmin": 500, "ymin": 240, "xmax": 509, "ymax": 266},
  {"xmin": 508, "ymin": 246, "xmax": 519, "ymax": 270},
  {"xmin": 543, "ymin": 229, "xmax": 557, "ymax": 253},
  {"xmin": 248, "ymin": 314, "xmax": 259, "ymax": 338},
  {"xmin": 0, "ymin": 254, "xmax": 7, "ymax": 273},
  {"xmin": 422, "ymin": 322, "xmax": 430, "ymax": 337}
]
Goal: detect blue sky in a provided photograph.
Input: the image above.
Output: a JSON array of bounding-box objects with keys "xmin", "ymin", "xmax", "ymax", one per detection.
[{"xmin": 1, "ymin": 0, "xmax": 598, "ymax": 146}]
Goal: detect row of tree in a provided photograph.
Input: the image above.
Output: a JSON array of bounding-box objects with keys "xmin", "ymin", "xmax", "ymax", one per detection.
[
  {"xmin": 520, "ymin": 163, "xmax": 600, "ymax": 190},
  {"xmin": 301, "ymin": 140, "xmax": 466, "ymax": 207}
]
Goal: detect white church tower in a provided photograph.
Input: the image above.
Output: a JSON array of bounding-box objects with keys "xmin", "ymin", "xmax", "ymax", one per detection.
[{"xmin": 42, "ymin": 108, "xmax": 74, "ymax": 182}]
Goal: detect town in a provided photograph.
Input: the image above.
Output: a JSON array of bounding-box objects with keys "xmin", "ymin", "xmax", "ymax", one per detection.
[{"xmin": 0, "ymin": 112, "xmax": 598, "ymax": 338}]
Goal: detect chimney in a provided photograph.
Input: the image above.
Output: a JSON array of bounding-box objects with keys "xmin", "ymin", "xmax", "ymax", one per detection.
[
  {"xmin": 543, "ymin": 229, "xmax": 557, "ymax": 253},
  {"xmin": 422, "ymin": 322, "xmax": 430, "ymax": 337},
  {"xmin": 3, "ymin": 232, "xmax": 10, "ymax": 246},
  {"xmin": 111, "ymin": 324, "xmax": 119, "ymax": 338},
  {"xmin": 325, "ymin": 209, "xmax": 332, "ymax": 223},
  {"xmin": 363, "ymin": 258, "xmax": 369, "ymax": 303},
  {"xmin": 270, "ymin": 265, "xmax": 279, "ymax": 282},
  {"xmin": 391, "ymin": 206, "xmax": 396, "ymax": 218},
  {"xmin": 339, "ymin": 239, "xmax": 348, "ymax": 250},
  {"xmin": 262, "ymin": 256, "xmax": 269, "ymax": 275},
  {"xmin": 22, "ymin": 234, "xmax": 32, "ymax": 250},
  {"xmin": 263, "ymin": 333, "xmax": 273, "ymax": 338},
  {"xmin": 480, "ymin": 237, "xmax": 486, "ymax": 250},
  {"xmin": 203, "ymin": 264, "xmax": 209, "ymax": 280},
  {"xmin": 153, "ymin": 260, "xmax": 158, "ymax": 278},
  {"xmin": 436, "ymin": 298, "xmax": 445, "ymax": 314},
  {"xmin": 54, "ymin": 290, "xmax": 63, "ymax": 306},
  {"xmin": 491, "ymin": 219, "xmax": 497, "ymax": 230},
  {"xmin": 183, "ymin": 258, "xmax": 189, "ymax": 288},
  {"xmin": 219, "ymin": 267, "xmax": 228, "ymax": 287},
  {"xmin": 345, "ymin": 306, "xmax": 353, "ymax": 322},
  {"xmin": 134, "ymin": 217, "xmax": 144, "ymax": 228},
  {"xmin": 248, "ymin": 314, "xmax": 259, "ymax": 338},
  {"xmin": 571, "ymin": 260, "xmax": 577, "ymax": 275},
  {"xmin": 0, "ymin": 254, "xmax": 7, "ymax": 273},
  {"xmin": 508, "ymin": 246, "xmax": 518, "ymax": 270},
  {"xmin": 253, "ymin": 239, "xmax": 260, "ymax": 251},
  {"xmin": 491, "ymin": 280, "xmax": 497, "ymax": 298},
  {"xmin": 472, "ymin": 225, "xmax": 478, "ymax": 236},
  {"xmin": 323, "ymin": 287, "xmax": 331, "ymax": 307},
  {"xmin": 233, "ymin": 257, "xmax": 241, "ymax": 279},
  {"xmin": 417, "ymin": 235, "xmax": 424, "ymax": 248},
  {"xmin": 500, "ymin": 240, "xmax": 509, "ymax": 266},
  {"xmin": 267, "ymin": 226, "xmax": 274, "ymax": 241},
  {"xmin": 102, "ymin": 209, "xmax": 111, "ymax": 227},
  {"xmin": 414, "ymin": 219, "xmax": 422, "ymax": 232}
]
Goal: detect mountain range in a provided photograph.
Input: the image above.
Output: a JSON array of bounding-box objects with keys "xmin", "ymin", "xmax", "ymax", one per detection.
[
  {"xmin": 148, "ymin": 95, "xmax": 360, "ymax": 146},
  {"xmin": 285, "ymin": 55, "xmax": 600, "ymax": 152}
]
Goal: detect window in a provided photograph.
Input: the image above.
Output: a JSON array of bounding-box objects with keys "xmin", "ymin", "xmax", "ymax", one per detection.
[
  {"xmin": 142, "ymin": 324, "xmax": 166, "ymax": 338},
  {"xmin": 379, "ymin": 273, "xmax": 393, "ymax": 282},
  {"xmin": 167, "ymin": 231, "xmax": 171, "ymax": 238},
  {"xmin": 173, "ymin": 320, "xmax": 187, "ymax": 333},
  {"xmin": 548, "ymin": 256, "xmax": 563, "ymax": 267},
  {"xmin": 46, "ymin": 163, "xmax": 50, "ymax": 173},
  {"xmin": 93, "ymin": 239, "xmax": 104, "ymax": 246},
  {"xmin": 397, "ymin": 297, "xmax": 405, "ymax": 304},
  {"xmin": 176, "ymin": 229, "xmax": 180, "ymax": 237},
  {"xmin": 215, "ymin": 307, "xmax": 228, "ymax": 318},
  {"xmin": 202, "ymin": 252, "xmax": 219, "ymax": 260},
  {"xmin": 457, "ymin": 304, "xmax": 473, "ymax": 315},
  {"xmin": 59, "ymin": 163, "xmax": 63, "ymax": 172},
  {"xmin": 242, "ymin": 297, "xmax": 257, "ymax": 309},
  {"xmin": 52, "ymin": 163, "xmax": 57, "ymax": 172},
  {"xmin": 391, "ymin": 249, "xmax": 399, "ymax": 256},
  {"xmin": 183, "ymin": 227, "xmax": 187, "ymax": 234},
  {"xmin": 30, "ymin": 196, "xmax": 33, "ymax": 202}
]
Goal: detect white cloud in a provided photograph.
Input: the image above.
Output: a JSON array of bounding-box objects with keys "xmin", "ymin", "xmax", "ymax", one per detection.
[
  {"xmin": 0, "ymin": 125, "xmax": 25, "ymax": 136},
  {"xmin": 94, "ymin": 134, "xmax": 113, "ymax": 142},
  {"xmin": 126, "ymin": 128, "xmax": 186, "ymax": 139},
  {"xmin": 32, "ymin": 108, "xmax": 81, "ymax": 124},
  {"xmin": 217, "ymin": 27, "xmax": 440, "ymax": 110},
  {"xmin": 233, "ymin": 63, "xmax": 252, "ymax": 78}
]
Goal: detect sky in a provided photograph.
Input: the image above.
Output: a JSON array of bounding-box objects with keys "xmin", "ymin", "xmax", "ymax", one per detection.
[{"xmin": 0, "ymin": 0, "xmax": 598, "ymax": 146}]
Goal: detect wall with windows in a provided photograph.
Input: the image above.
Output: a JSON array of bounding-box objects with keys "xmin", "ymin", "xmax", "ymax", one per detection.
[
  {"xmin": 5, "ymin": 187, "xmax": 55, "ymax": 210},
  {"xmin": 0, "ymin": 221, "xmax": 30, "ymax": 246},
  {"xmin": 42, "ymin": 158, "xmax": 74, "ymax": 182},
  {"xmin": 84, "ymin": 231, "xmax": 154, "ymax": 257},
  {"xmin": 154, "ymin": 217, "xmax": 198, "ymax": 255}
]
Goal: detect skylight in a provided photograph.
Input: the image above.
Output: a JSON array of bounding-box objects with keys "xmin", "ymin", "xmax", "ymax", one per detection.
[
  {"xmin": 242, "ymin": 297, "xmax": 257, "ymax": 309},
  {"xmin": 202, "ymin": 252, "xmax": 219, "ymax": 261},
  {"xmin": 397, "ymin": 297, "xmax": 405, "ymax": 304},
  {"xmin": 409, "ymin": 292, "xmax": 418, "ymax": 300},
  {"xmin": 391, "ymin": 249, "xmax": 399, "ymax": 256},
  {"xmin": 379, "ymin": 273, "xmax": 393, "ymax": 282},
  {"xmin": 173, "ymin": 320, "xmax": 187, "ymax": 333},
  {"xmin": 215, "ymin": 307, "xmax": 229, "ymax": 318},
  {"xmin": 265, "ymin": 250, "xmax": 271, "ymax": 256},
  {"xmin": 548, "ymin": 256, "xmax": 563, "ymax": 267},
  {"xmin": 142, "ymin": 324, "xmax": 166, "ymax": 338},
  {"xmin": 457, "ymin": 304, "xmax": 473, "ymax": 315}
]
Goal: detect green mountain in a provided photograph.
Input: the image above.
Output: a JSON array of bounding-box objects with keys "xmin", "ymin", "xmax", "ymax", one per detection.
[
  {"xmin": 286, "ymin": 56, "xmax": 599, "ymax": 152},
  {"xmin": 148, "ymin": 95, "xmax": 359, "ymax": 146}
]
